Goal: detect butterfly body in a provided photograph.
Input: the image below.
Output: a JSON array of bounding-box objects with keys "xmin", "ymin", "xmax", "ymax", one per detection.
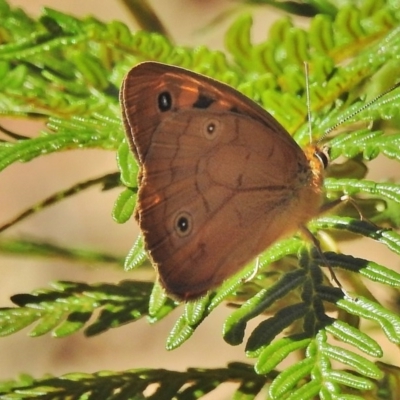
[{"xmin": 121, "ymin": 62, "xmax": 324, "ymax": 300}]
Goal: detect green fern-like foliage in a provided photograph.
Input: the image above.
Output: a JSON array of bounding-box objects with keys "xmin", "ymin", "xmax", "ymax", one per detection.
[{"xmin": 1, "ymin": 0, "xmax": 400, "ymax": 398}]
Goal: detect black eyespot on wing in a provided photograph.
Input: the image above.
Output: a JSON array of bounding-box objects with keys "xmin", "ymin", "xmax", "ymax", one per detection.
[
  {"xmin": 174, "ymin": 212, "xmax": 193, "ymax": 237},
  {"xmin": 177, "ymin": 216, "xmax": 189, "ymax": 232},
  {"xmin": 193, "ymin": 94, "xmax": 215, "ymax": 109},
  {"xmin": 203, "ymin": 118, "xmax": 220, "ymax": 140},
  {"xmin": 158, "ymin": 91, "xmax": 172, "ymax": 112}
]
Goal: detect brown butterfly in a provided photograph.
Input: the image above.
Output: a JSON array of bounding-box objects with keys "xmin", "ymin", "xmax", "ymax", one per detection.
[{"xmin": 120, "ymin": 62, "xmax": 327, "ymax": 300}]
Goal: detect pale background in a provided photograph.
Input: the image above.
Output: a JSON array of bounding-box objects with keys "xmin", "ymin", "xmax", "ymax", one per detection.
[{"xmin": 0, "ymin": 1, "xmax": 399, "ymax": 398}]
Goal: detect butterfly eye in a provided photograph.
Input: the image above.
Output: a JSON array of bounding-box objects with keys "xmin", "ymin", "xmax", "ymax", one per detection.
[
  {"xmin": 314, "ymin": 146, "xmax": 330, "ymax": 169},
  {"xmin": 174, "ymin": 212, "xmax": 193, "ymax": 237},
  {"xmin": 158, "ymin": 91, "xmax": 172, "ymax": 112},
  {"xmin": 203, "ymin": 118, "xmax": 220, "ymax": 140}
]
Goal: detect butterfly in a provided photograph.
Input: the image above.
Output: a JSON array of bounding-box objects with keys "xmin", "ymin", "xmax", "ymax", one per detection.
[{"xmin": 120, "ymin": 61, "xmax": 330, "ymax": 300}]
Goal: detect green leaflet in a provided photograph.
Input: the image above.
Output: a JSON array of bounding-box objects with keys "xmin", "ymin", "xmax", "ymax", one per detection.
[
  {"xmin": 166, "ymin": 314, "xmax": 196, "ymax": 351},
  {"xmin": 255, "ymin": 335, "xmax": 312, "ymax": 375},
  {"xmin": 326, "ymin": 320, "xmax": 382, "ymax": 357},
  {"xmin": 112, "ymin": 187, "xmax": 137, "ymax": 223},
  {"xmin": 337, "ymin": 296, "xmax": 400, "ymax": 344},
  {"xmin": 117, "ymin": 139, "xmax": 139, "ymax": 188},
  {"xmin": 123, "ymin": 234, "xmax": 147, "ymax": 271},
  {"xmin": 148, "ymin": 281, "xmax": 176, "ymax": 322}
]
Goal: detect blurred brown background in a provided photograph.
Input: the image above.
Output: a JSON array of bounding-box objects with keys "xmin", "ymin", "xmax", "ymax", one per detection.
[{"xmin": 0, "ymin": 1, "xmax": 399, "ymax": 398}]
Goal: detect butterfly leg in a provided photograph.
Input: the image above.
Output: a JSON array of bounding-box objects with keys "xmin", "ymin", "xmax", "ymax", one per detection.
[{"xmin": 321, "ymin": 194, "xmax": 382, "ymax": 232}]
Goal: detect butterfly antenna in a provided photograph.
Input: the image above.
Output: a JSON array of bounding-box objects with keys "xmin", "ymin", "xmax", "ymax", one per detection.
[
  {"xmin": 304, "ymin": 62, "xmax": 313, "ymax": 145},
  {"xmin": 318, "ymin": 80, "xmax": 400, "ymax": 143}
]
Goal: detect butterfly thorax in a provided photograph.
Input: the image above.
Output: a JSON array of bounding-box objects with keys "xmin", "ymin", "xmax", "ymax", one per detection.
[{"xmin": 284, "ymin": 143, "xmax": 326, "ymax": 231}]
